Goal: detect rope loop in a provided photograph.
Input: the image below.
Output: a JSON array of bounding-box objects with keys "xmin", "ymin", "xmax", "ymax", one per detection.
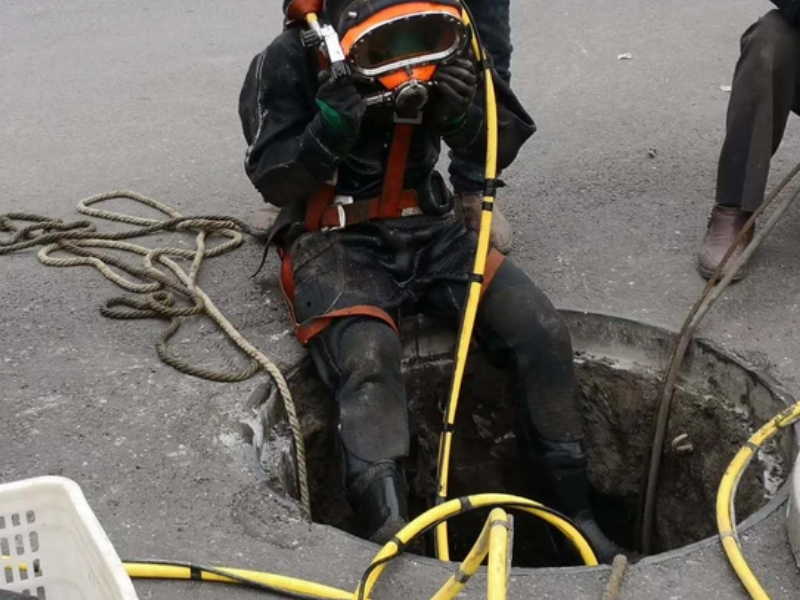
[{"xmin": 0, "ymin": 191, "xmax": 310, "ymax": 515}]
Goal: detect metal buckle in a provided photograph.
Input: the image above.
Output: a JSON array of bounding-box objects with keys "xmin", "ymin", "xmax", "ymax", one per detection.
[
  {"xmin": 394, "ymin": 111, "xmax": 424, "ymax": 125},
  {"xmin": 400, "ymin": 206, "xmax": 423, "ymax": 217},
  {"xmin": 322, "ymin": 195, "xmax": 353, "ymax": 231},
  {"xmin": 335, "ymin": 205, "xmax": 347, "ymax": 229}
]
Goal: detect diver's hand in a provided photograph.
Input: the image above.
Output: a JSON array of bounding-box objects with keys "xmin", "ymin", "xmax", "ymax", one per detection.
[
  {"xmin": 429, "ymin": 57, "xmax": 478, "ymax": 132},
  {"xmin": 315, "ymin": 70, "xmax": 367, "ymax": 153}
]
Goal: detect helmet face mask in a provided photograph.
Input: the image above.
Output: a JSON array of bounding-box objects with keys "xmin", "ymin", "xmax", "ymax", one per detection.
[
  {"xmin": 338, "ymin": 3, "xmax": 469, "ymax": 92},
  {"xmin": 346, "ymin": 11, "xmax": 468, "ymax": 79}
]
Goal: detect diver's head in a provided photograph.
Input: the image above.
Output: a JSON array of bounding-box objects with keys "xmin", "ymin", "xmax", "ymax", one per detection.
[{"xmin": 331, "ymin": 1, "xmax": 469, "ymax": 91}]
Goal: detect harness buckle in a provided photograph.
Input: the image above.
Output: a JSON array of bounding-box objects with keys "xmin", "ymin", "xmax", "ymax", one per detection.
[
  {"xmin": 322, "ymin": 195, "xmax": 353, "ymax": 231},
  {"xmin": 400, "ymin": 206, "xmax": 423, "ymax": 217}
]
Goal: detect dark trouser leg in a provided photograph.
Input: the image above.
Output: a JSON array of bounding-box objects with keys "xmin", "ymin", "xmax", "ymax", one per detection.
[
  {"xmin": 307, "ymin": 316, "xmax": 410, "ymax": 542},
  {"xmin": 424, "ymin": 259, "xmax": 622, "ymax": 561},
  {"xmin": 476, "ymin": 262, "xmax": 623, "ymax": 560},
  {"xmin": 424, "ymin": 259, "xmax": 582, "ymax": 449},
  {"xmin": 716, "ymin": 10, "xmax": 800, "ymax": 212},
  {"xmin": 474, "ymin": 261, "xmax": 582, "ymax": 444},
  {"xmin": 450, "ymin": 0, "xmax": 512, "ymax": 193},
  {"xmin": 464, "ymin": 0, "xmax": 512, "ymax": 82}
]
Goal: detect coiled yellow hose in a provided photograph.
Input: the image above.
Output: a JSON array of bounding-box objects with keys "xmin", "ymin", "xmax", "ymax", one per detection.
[
  {"xmin": 716, "ymin": 400, "xmax": 800, "ymax": 600},
  {"xmin": 126, "ymin": 493, "xmax": 598, "ymax": 599}
]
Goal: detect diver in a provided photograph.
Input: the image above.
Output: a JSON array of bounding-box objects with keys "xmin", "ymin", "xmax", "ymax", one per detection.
[{"xmin": 239, "ymin": 0, "xmax": 622, "ymax": 562}]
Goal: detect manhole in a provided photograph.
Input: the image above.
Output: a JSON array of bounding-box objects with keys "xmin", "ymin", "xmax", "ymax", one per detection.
[{"xmin": 245, "ymin": 310, "xmax": 796, "ymax": 565}]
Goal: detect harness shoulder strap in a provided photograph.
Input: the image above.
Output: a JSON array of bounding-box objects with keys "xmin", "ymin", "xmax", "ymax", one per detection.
[{"xmin": 379, "ymin": 123, "xmax": 416, "ymax": 217}]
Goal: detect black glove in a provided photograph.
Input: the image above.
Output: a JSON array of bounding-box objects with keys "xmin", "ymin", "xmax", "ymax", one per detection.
[
  {"xmin": 314, "ymin": 70, "xmax": 367, "ymax": 154},
  {"xmin": 429, "ymin": 57, "xmax": 478, "ymax": 133}
]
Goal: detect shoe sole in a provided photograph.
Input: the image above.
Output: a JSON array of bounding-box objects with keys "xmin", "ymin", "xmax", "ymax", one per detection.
[{"xmin": 696, "ymin": 260, "xmax": 747, "ymax": 282}]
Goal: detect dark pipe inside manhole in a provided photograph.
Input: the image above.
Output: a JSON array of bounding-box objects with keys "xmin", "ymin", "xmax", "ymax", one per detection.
[{"xmin": 248, "ymin": 311, "xmax": 795, "ymax": 565}]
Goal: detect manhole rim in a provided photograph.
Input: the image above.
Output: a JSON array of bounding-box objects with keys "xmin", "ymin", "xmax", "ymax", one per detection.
[{"xmin": 278, "ymin": 308, "xmax": 799, "ymax": 571}]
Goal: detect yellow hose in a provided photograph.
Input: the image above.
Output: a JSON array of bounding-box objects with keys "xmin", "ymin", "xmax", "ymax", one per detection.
[
  {"xmin": 124, "ymin": 562, "xmax": 353, "ymax": 600},
  {"xmin": 434, "ymin": 4, "xmax": 501, "ymax": 563},
  {"xmin": 125, "ymin": 494, "xmax": 595, "ymax": 600},
  {"xmin": 359, "ymin": 494, "xmax": 597, "ymax": 600},
  {"xmin": 123, "ymin": 494, "xmax": 597, "ymax": 600},
  {"xmin": 305, "ymin": 12, "xmax": 320, "ymax": 27},
  {"xmin": 486, "ymin": 509, "xmax": 511, "ymax": 600},
  {"xmin": 430, "ymin": 508, "xmax": 511, "ymax": 600},
  {"xmin": 716, "ymin": 401, "xmax": 800, "ymax": 600}
]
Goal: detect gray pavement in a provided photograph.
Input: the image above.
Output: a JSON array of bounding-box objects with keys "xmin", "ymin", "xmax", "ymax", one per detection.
[{"xmin": 2, "ymin": 1, "xmax": 800, "ymax": 598}]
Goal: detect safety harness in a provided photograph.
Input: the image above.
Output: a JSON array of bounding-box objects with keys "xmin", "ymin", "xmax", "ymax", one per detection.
[
  {"xmin": 303, "ymin": 123, "xmax": 421, "ymax": 232},
  {"xmin": 280, "ymin": 0, "xmax": 504, "ymax": 344}
]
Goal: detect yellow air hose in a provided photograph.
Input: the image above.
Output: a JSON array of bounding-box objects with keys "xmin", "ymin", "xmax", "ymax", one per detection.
[
  {"xmin": 358, "ymin": 494, "xmax": 597, "ymax": 600},
  {"xmin": 433, "ymin": 3, "xmax": 501, "ymax": 563},
  {"xmin": 429, "ymin": 508, "xmax": 512, "ymax": 600},
  {"xmin": 126, "ymin": 493, "xmax": 598, "ymax": 599},
  {"xmin": 124, "ymin": 561, "xmax": 353, "ymax": 600},
  {"xmin": 716, "ymin": 400, "xmax": 800, "ymax": 600}
]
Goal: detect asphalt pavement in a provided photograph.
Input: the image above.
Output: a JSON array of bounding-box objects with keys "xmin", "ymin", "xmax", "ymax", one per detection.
[{"xmin": 2, "ymin": 1, "xmax": 800, "ymax": 598}]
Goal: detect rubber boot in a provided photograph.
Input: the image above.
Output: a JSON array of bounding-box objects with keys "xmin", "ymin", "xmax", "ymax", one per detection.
[
  {"xmin": 346, "ymin": 457, "xmax": 409, "ymax": 544},
  {"xmin": 537, "ymin": 439, "xmax": 625, "ymax": 564},
  {"xmin": 697, "ymin": 205, "xmax": 753, "ymax": 281}
]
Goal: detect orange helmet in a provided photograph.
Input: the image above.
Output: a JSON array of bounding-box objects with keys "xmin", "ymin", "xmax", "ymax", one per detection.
[{"xmin": 335, "ymin": 1, "xmax": 468, "ymax": 90}]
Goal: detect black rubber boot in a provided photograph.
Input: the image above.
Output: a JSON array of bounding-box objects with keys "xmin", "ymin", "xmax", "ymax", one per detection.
[
  {"xmin": 536, "ymin": 439, "xmax": 625, "ymax": 564},
  {"xmin": 346, "ymin": 458, "xmax": 409, "ymax": 544}
]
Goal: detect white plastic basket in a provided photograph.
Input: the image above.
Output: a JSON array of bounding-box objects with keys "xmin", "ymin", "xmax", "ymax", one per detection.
[{"xmin": 0, "ymin": 476, "xmax": 138, "ymax": 599}]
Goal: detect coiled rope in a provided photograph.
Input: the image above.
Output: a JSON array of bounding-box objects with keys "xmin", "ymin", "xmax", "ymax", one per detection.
[{"xmin": 0, "ymin": 190, "xmax": 310, "ymax": 514}]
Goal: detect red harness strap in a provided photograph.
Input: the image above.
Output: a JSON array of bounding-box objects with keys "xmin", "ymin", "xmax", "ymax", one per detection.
[
  {"xmin": 318, "ymin": 189, "xmax": 419, "ymax": 229},
  {"xmin": 379, "ymin": 123, "xmax": 415, "ymax": 218},
  {"xmin": 279, "ymin": 250, "xmax": 399, "ymax": 345},
  {"xmin": 295, "ymin": 305, "xmax": 399, "ymax": 345},
  {"xmin": 304, "ymin": 184, "xmax": 336, "ymax": 232},
  {"xmin": 304, "ymin": 124, "xmax": 417, "ymax": 230}
]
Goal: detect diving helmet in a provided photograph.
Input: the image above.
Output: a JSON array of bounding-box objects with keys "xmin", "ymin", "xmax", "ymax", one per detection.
[{"xmin": 327, "ymin": 1, "xmax": 470, "ymax": 115}]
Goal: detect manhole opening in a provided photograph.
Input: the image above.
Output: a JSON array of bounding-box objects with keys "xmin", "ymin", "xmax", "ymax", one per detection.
[{"xmin": 252, "ymin": 313, "xmax": 794, "ymax": 566}]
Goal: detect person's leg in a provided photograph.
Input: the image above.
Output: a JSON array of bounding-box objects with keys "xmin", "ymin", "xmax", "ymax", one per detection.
[
  {"xmin": 450, "ymin": 0, "xmax": 514, "ymax": 252},
  {"xmin": 308, "ymin": 316, "xmax": 410, "ymax": 543},
  {"xmin": 287, "ymin": 230, "xmax": 412, "ymax": 543},
  {"xmin": 463, "ymin": 0, "xmax": 513, "ymax": 83},
  {"xmin": 423, "ymin": 256, "xmax": 622, "ymax": 562},
  {"xmin": 699, "ymin": 10, "xmax": 800, "ymax": 279},
  {"xmin": 716, "ymin": 10, "xmax": 800, "ymax": 212}
]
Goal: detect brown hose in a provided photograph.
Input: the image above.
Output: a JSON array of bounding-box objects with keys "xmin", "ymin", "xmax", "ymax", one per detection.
[{"xmin": 638, "ymin": 161, "xmax": 800, "ymax": 554}]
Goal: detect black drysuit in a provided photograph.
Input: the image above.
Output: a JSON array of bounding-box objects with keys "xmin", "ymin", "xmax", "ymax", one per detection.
[{"xmin": 238, "ymin": 23, "xmax": 584, "ymax": 492}]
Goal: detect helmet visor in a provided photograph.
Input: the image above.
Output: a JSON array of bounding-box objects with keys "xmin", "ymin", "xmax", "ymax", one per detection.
[{"xmin": 347, "ymin": 12, "xmax": 466, "ymax": 77}]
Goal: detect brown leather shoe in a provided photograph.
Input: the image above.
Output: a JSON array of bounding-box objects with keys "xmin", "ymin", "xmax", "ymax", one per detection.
[
  {"xmin": 455, "ymin": 192, "xmax": 513, "ymax": 254},
  {"xmin": 697, "ymin": 205, "xmax": 754, "ymax": 281}
]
